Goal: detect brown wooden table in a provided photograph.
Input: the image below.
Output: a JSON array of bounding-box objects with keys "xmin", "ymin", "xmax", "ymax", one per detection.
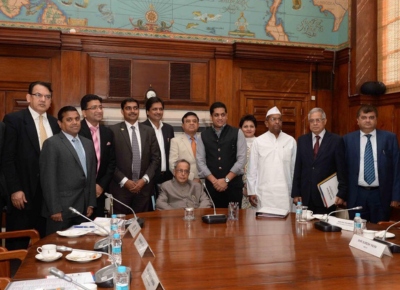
[{"xmin": 13, "ymin": 209, "xmax": 400, "ymax": 290}]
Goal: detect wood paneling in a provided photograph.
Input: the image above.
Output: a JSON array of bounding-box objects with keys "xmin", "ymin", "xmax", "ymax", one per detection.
[{"xmin": 89, "ymin": 56, "xmax": 108, "ymax": 98}]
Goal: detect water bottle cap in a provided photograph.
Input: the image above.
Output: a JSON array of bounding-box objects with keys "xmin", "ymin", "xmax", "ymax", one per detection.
[
  {"xmin": 355, "ymin": 213, "xmax": 360, "ymax": 217},
  {"xmin": 117, "ymin": 266, "xmax": 126, "ymax": 273},
  {"xmin": 111, "ymin": 214, "xmax": 117, "ymax": 218},
  {"xmin": 113, "ymin": 233, "xmax": 120, "ymax": 238},
  {"xmin": 297, "ymin": 202, "xmax": 302, "ymax": 205}
]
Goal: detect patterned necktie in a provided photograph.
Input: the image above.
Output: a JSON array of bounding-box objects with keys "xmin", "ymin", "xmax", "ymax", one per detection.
[
  {"xmin": 39, "ymin": 115, "xmax": 48, "ymax": 149},
  {"xmin": 313, "ymin": 135, "xmax": 320, "ymax": 159},
  {"xmin": 364, "ymin": 134, "xmax": 375, "ymax": 185},
  {"xmin": 131, "ymin": 126, "xmax": 141, "ymax": 181},
  {"xmin": 190, "ymin": 136, "xmax": 196, "ymax": 158},
  {"xmin": 90, "ymin": 126, "xmax": 101, "ymax": 174},
  {"xmin": 72, "ymin": 138, "xmax": 87, "ymax": 177}
]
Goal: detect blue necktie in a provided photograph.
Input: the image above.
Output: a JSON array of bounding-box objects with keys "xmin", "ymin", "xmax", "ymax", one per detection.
[
  {"xmin": 72, "ymin": 138, "xmax": 87, "ymax": 177},
  {"xmin": 364, "ymin": 134, "xmax": 375, "ymax": 185}
]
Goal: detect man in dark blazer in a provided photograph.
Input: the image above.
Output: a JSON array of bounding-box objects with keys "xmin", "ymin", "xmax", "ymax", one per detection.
[
  {"xmin": 40, "ymin": 106, "xmax": 97, "ymax": 235},
  {"xmin": 2, "ymin": 81, "xmax": 60, "ymax": 249},
  {"xmin": 142, "ymin": 97, "xmax": 174, "ymax": 190},
  {"xmin": 0, "ymin": 121, "xmax": 6, "ymax": 232},
  {"xmin": 292, "ymin": 108, "xmax": 346, "ymax": 214},
  {"xmin": 110, "ymin": 98, "xmax": 160, "ymax": 214},
  {"xmin": 339, "ymin": 104, "xmax": 400, "ymax": 223},
  {"xmin": 79, "ymin": 94, "xmax": 116, "ymax": 218}
]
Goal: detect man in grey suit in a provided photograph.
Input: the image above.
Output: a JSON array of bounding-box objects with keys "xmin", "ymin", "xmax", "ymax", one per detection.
[
  {"xmin": 156, "ymin": 159, "xmax": 211, "ymax": 210},
  {"xmin": 110, "ymin": 98, "xmax": 160, "ymax": 214},
  {"xmin": 40, "ymin": 106, "xmax": 97, "ymax": 235}
]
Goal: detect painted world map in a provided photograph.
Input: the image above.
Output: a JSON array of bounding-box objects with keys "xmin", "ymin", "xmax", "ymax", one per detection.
[{"xmin": 0, "ymin": 0, "xmax": 349, "ymax": 48}]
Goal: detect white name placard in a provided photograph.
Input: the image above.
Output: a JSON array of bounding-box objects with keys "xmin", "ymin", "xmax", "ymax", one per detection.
[
  {"xmin": 142, "ymin": 262, "xmax": 164, "ymax": 290},
  {"xmin": 349, "ymin": 234, "xmax": 392, "ymax": 258},
  {"xmin": 135, "ymin": 233, "xmax": 155, "ymax": 258},
  {"xmin": 327, "ymin": 216, "xmax": 354, "ymax": 231},
  {"xmin": 127, "ymin": 219, "xmax": 141, "ymax": 238}
]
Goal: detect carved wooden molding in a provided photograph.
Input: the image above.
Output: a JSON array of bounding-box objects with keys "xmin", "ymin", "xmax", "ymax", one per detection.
[{"xmin": 0, "ymin": 27, "xmax": 60, "ymax": 47}]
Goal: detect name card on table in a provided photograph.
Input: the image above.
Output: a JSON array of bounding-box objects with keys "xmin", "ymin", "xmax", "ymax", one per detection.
[
  {"xmin": 127, "ymin": 219, "xmax": 141, "ymax": 238},
  {"xmin": 135, "ymin": 233, "xmax": 155, "ymax": 258},
  {"xmin": 349, "ymin": 235, "xmax": 392, "ymax": 258},
  {"xmin": 327, "ymin": 216, "xmax": 354, "ymax": 231},
  {"xmin": 142, "ymin": 261, "xmax": 164, "ymax": 290}
]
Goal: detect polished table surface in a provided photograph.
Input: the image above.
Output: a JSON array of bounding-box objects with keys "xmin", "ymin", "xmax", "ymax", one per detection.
[{"xmin": 13, "ymin": 209, "xmax": 400, "ymax": 290}]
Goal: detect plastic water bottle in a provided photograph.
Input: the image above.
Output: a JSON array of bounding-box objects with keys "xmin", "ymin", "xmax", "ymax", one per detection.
[
  {"xmin": 112, "ymin": 233, "xmax": 122, "ymax": 266},
  {"xmin": 295, "ymin": 202, "xmax": 303, "ymax": 222},
  {"xmin": 110, "ymin": 214, "xmax": 118, "ymax": 233},
  {"xmin": 353, "ymin": 213, "xmax": 362, "ymax": 235},
  {"xmin": 115, "ymin": 266, "xmax": 129, "ymax": 290}
]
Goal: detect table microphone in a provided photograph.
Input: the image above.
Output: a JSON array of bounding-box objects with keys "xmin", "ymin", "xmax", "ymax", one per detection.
[
  {"xmin": 104, "ymin": 193, "xmax": 144, "ymax": 228},
  {"xmin": 314, "ymin": 206, "xmax": 363, "ymax": 232},
  {"xmin": 49, "ymin": 267, "xmax": 90, "ymax": 290},
  {"xmin": 201, "ymin": 182, "xmax": 227, "ymax": 224},
  {"xmin": 69, "ymin": 207, "xmax": 109, "ymax": 236},
  {"xmin": 373, "ymin": 220, "xmax": 400, "ymax": 253}
]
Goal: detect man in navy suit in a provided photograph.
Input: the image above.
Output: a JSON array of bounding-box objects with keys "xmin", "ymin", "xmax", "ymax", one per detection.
[
  {"xmin": 292, "ymin": 108, "xmax": 346, "ymax": 214},
  {"xmin": 338, "ymin": 104, "xmax": 400, "ymax": 223},
  {"xmin": 79, "ymin": 94, "xmax": 116, "ymax": 218}
]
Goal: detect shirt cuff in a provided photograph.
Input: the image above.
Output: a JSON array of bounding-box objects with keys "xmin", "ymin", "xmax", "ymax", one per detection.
[
  {"xmin": 142, "ymin": 174, "xmax": 150, "ymax": 183},
  {"xmin": 119, "ymin": 177, "xmax": 128, "ymax": 188}
]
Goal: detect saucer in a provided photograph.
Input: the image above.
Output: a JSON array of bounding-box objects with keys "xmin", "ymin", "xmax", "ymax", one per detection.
[
  {"xmin": 375, "ymin": 231, "xmax": 395, "ymax": 239},
  {"xmin": 57, "ymin": 230, "xmax": 87, "ymax": 238},
  {"xmin": 35, "ymin": 252, "xmax": 62, "ymax": 262},
  {"xmin": 66, "ymin": 251, "xmax": 102, "ymax": 263}
]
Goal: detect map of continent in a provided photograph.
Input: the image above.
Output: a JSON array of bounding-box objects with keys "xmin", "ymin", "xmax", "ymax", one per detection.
[
  {"xmin": 312, "ymin": 0, "xmax": 349, "ymax": 32},
  {"xmin": 0, "ymin": 0, "xmax": 29, "ymax": 18}
]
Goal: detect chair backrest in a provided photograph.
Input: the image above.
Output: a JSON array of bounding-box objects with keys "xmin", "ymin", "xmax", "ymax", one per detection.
[{"xmin": 0, "ymin": 247, "xmax": 10, "ymax": 278}]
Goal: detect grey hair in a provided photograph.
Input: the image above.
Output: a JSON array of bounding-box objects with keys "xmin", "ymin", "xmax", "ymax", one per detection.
[
  {"xmin": 174, "ymin": 159, "xmax": 191, "ymax": 169},
  {"xmin": 308, "ymin": 108, "xmax": 326, "ymax": 120}
]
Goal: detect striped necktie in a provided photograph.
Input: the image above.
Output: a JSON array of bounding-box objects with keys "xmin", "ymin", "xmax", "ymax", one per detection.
[
  {"xmin": 364, "ymin": 134, "xmax": 375, "ymax": 185},
  {"xmin": 90, "ymin": 126, "xmax": 101, "ymax": 174},
  {"xmin": 131, "ymin": 126, "xmax": 141, "ymax": 181}
]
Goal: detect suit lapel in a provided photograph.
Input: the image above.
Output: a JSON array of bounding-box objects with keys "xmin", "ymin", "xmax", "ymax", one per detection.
[
  {"xmin": 376, "ymin": 129, "xmax": 383, "ymax": 166},
  {"xmin": 82, "ymin": 137, "xmax": 92, "ymax": 178},
  {"xmin": 49, "ymin": 116, "xmax": 60, "ymax": 135},
  {"xmin": 306, "ymin": 133, "xmax": 314, "ymax": 161},
  {"xmin": 182, "ymin": 134, "xmax": 194, "ymax": 159},
  {"xmin": 23, "ymin": 109, "xmax": 40, "ymax": 154},
  {"xmin": 80, "ymin": 120, "xmax": 92, "ymax": 141},
  {"xmin": 120, "ymin": 122, "xmax": 132, "ymax": 153},
  {"xmin": 354, "ymin": 131, "xmax": 361, "ymax": 174},
  {"xmin": 59, "ymin": 132, "xmax": 85, "ymax": 174},
  {"xmin": 315, "ymin": 131, "xmax": 330, "ymax": 161}
]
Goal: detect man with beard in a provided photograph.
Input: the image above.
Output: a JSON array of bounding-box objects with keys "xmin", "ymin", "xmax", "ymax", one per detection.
[{"xmin": 247, "ymin": 106, "xmax": 297, "ymax": 212}]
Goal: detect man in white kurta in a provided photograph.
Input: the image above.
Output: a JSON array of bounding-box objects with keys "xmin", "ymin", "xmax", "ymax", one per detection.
[{"xmin": 247, "ymin": 107, "xmax": 297, "ymax": 212}]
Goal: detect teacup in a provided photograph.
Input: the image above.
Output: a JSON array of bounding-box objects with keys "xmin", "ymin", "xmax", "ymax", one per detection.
[
  {"xmin": 37, "ymin": 244, "xmax": 57, "ymax": 258},
  {"xmin": 363, "ymin": 230, "xmax": 377, "ymax": 240},
  {"xmin": 304, "ymin": 210, "xmax": 314, "ymax": 220}
]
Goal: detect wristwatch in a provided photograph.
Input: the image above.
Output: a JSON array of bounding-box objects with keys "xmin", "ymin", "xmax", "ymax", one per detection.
[{"xmin": 225, "ymin": 176, "xmax": 230, "ymax": 183}]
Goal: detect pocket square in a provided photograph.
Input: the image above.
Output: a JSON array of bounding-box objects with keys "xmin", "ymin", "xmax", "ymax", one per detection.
[{"xmin": 107, "ymin": 142, "xmax": 111, "ymax": 146}]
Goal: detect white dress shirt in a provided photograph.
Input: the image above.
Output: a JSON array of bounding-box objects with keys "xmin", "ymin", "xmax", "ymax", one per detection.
[
  {"xmin": 28, "ymin": 106, "xmax": 53, "ymax": 148},
  {"xmin": 312, "ymin": 129, "xmax": 326, "ymax": 147},
  {"xmin": 149, "ymin": 119, "xmax": 166, "ymax": 172}
]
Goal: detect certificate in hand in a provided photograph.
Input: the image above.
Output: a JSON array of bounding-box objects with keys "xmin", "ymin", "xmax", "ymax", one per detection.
[{"xmin": 317, "ymin": 173, "xmax": 338, "ymax": 208}]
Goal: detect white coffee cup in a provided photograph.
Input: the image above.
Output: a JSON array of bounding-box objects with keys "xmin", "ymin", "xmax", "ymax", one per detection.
[
  {"xmin": 37, "ymin": 244, "xmax": 57, "ymax": 258},
  {"xmin": 304, "ymin": 210, "xmax": 314, "ymax": 220},
  {"xmin": 363, "ymin": 230, "xmax": 377, "ymax": 240}
]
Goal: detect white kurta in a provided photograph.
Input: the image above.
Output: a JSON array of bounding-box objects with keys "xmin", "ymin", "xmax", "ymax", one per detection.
[{"xmin": 247, "ymin": 131, "xmax": 297, "ymax": 212}]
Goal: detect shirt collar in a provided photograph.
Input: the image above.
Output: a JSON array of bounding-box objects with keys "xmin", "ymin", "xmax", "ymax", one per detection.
[
  {"xmin": 185, "ymin": 133, "xmax": 197, "ymax": 141},
  {"xmin": 62, "ymin": 131, "xmax": 79, "ymax": 142},
  {"xmin": 125, "ymin": 120, "xmax": 139, "ymax": 130},
  {"xmin": 85, "ymin": 119, "xmax": 99, "ymax": 130},
  {"xmin": 360, "ymin": 129, "xmax": 376, "ymax": 137},
  {"xmin": 212, "ymin": 123, "xmax": 226, "ymax": 133},
  {"xmin": 28, "ymin": 106, "xmax": 47, "ymax": 120},
  {"xmin": 148, "ymin": 119, "xmax": 163, "ymax": 130},
  {"xmin": 312, "ymin": 129, "xmax": 326, "ymax": 139}
]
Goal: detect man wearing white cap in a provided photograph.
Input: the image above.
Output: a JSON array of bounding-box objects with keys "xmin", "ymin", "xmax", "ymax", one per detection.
[{"xmin": 247, "ymin": 106, "xmax": 297, "ymax": 212}]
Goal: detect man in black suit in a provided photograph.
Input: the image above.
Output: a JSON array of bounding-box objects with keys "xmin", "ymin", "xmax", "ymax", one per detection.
[
  {"xmin": 79, "ymin": 94, "xmax": 116, "ymax": 218},
  {"xmin": 2, "ymin": 81, "xmax": 60, "ymax": 249},
  {"xmin": 0, "ymin": 121, "xmax": 6, "ymax": 232},
  {"xmin": 40, "ymin": 106, "xmax": 97, "ymax": 235},
  {"xmin": 142, "ymin": 97, "xmax": 174, "ymax": 203},
  {"xmin": 110, "ymin": 98, "xmax": 160, "ymax": 213},
  {"xmin": 291, "ymin": 108, "xmax": 346, "ymax": 214}
]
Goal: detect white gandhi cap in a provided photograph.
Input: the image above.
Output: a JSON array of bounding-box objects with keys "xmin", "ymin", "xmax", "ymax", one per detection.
[{"xmin": 266, "ymin": 106, "xmax": 281, "ymax": 117}]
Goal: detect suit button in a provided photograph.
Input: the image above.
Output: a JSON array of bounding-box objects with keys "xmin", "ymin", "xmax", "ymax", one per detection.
[
  {"xmin": 218, "ymin": 148, "xmax": 221, "ymax": 151},
  {"xmin": 312, "ymin": 167, "xmax": 314, "ymax": 170},
  {"xmin": 218, "ymin": 157, "xmax": 221, "ymax": 160},
  {"xmin": 219, "ymin": 167, "xmax": 222, "ymax": 170}
]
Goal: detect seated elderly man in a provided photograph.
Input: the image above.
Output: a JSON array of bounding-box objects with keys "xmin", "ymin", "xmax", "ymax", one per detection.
[{"xmin": 156, "ymin": 159, "xmax": 211, "ymax": 210}]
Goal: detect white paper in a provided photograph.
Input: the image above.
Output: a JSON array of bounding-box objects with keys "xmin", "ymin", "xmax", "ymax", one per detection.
[
  {"xmin": 327, "ymin": 216, "xmax": 354, "ymax": 231},
  {"xmin": 142, "ymin": 262, "xmax": 164, "ymax": 290},
  {"xmin": 46, "ymin": 272, "xmax": 95, "ymax": 284},
  {"xmin": 349, "ymin": 235, "xmax": 392, "ymax": 258},
  {"xmin": 127, "ymin": 219, "xmax": 141, "ymax": 238},
  {"xmin": 256, "ymin": 207, "xmax": 289, "ymax": 218},
  {"xmin": 318, "ymin": 173, "xmax": 338, "ymax": 208},
  {"xmin": 135, "ymin": 233, "xmax": 150, "ymax": 257}
]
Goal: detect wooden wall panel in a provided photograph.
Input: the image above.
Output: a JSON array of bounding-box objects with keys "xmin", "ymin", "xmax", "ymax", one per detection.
[
  {"xmin": 191, "ymin": 62, "xmax": 208, "ymax": 103},
  {"xmin": 377, "ymin": 105, "xmax": 394, "ymax": 132},
  {"xmin": 89, "ymin": 56, "xmax": 108, "ymax": 99},
  {"xmin": 132, "ymin": 60, "xmax": 169, "ymax": 99},
  {"xmin": 0, "ymin": 57, "xmax": 51, "ymax": 82},
  {"xmin": 215, "ymin": 58, "xmax": 233, "ymax": 121},
  {"xmin": 61, "ymin": 51, "xmax": 81, "ymax": 107}
]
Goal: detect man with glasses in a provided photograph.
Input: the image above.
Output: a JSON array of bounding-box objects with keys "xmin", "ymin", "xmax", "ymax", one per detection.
[
  {"xmin": 79, "ymin": 94, "xmax": 116, "ymax": 218},
  {"xmin": 291, "ymin": 108, "xmax": 346, "ymax": 214},
  {"xmin": 2, "ymin": 81, "xmax": 60, "ymax": 249},
  {"xmin": 156, "ymin": 159, "xmax": 211, "ymax": 210},
  {"xmin": 247, "ymin": 106, "xmax": 296, "ymax": 212},
  {"xmin": 340, "ymin": 104, "xmax": 400, "ymax": 223}
]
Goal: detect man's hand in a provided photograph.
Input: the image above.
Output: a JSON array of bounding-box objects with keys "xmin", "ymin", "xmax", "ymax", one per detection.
[
  {"xmin": 96, "ymin": 184, "xmax": 104, "ymax": 198},
  {"xmin": 132, "ymin": 179, "xmax": 146, "ymax": 193},
  {"xmin": 124, "ymin": 180, "xmax": 137, "ymax": 193},
  {"xmin": 391, "ymin": 201, "xmax": 400, "ymax": 207},
  {"xmin": 86, "ymin": 207, "xmax": 93, "ymax": 217},
  {"xmin": 193, "ymin": 178, "xmax": 201, "ymax": 184},
  {"xmin": 51, "ymin": 212, "xmax": 63, "ymax": 222},
  {"xmin": 293, "ymin": 197, "xmax": 302, "ymax": 204},
  {"xmin": 249, "ymin": 195, "xmax": 258, "ymax": 207},
  {"xmin": 213, "ymin": 179, "xmax": 228, "ymax": 192},
  {"xmin": 11, "ymin": 191, "xmax": 27, "ymax": 210},
  {"xmin": 335, "ymin": 197, "xmax": 347, "ymax": 207}
]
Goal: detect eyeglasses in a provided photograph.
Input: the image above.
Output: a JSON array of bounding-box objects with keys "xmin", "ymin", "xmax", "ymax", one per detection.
[
  {"xmin": 31, "ymin": 93, "xmax": 51, "ymax": 100},
  {"xmin": 270, "ymin": 117, "xmax": 282, "ymax": 122},
  {"xmin": 86, "ymin": 105, "xmax": 103, "ymax": 111},
  {"xmin": 176, "ymin": 169, "xmax": 190, "ymax": 175},
  {"xmin": 359, "ymin": 116, "xmax": 376, "ymax": 121},
  {"xmin": 309, "ymin": 118, "xmax": 325, "ymax": 124}
]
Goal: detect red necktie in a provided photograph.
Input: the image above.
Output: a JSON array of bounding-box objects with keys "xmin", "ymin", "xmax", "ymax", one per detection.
[
  {"xmin": 313, "ymin": 135, "xmax": 320, "ymax": 159},
  {"xmin": 190, "ymin": 137, "xmax": 196, "ymax": 158}
]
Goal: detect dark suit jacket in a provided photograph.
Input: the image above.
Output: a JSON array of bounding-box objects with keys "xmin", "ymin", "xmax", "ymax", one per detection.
[
  {"xmin": 2, "ymin": 108, "xmax": 60, "ymax": 211},
  {"xmin": 109, "ymin": 122, "xmax": 160, "ymax": 210},
  {"xmin": 342, "ymin": 129, "xmax": 400, "ymax": 217},
  {"xmin": 40, "ymin": 132, "xmax": 97, "ymax": 219},
  {"xmin": 291, "ymin": 131, "xmax": 347, "ymax": 208},
  {"xmin": 79, "ymin": 120, "xmax": 116, "ymax": 192},
  {"xmin": 0, "ymin": 121, "xmax": 6, "ymax": 207},
  {"xmin": 142, "ymin": 119, "xmax": 174, "ymax": 182}
]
